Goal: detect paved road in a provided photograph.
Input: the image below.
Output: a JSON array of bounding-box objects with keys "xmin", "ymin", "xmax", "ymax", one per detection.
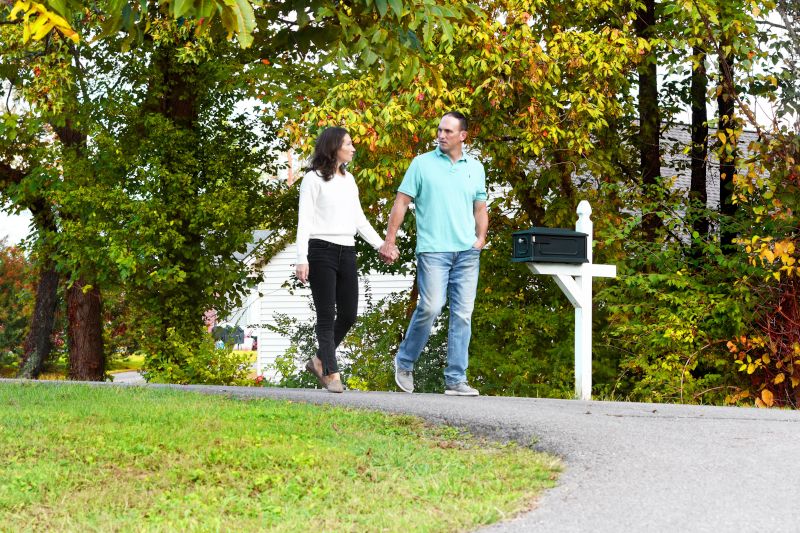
[
  {"xmin": 109, "ymin": 371, "xmax": 146, "ymax": 385},
  {"xmin": 9, "ymin": 380, "xmax": 800, "ymax": 532}
]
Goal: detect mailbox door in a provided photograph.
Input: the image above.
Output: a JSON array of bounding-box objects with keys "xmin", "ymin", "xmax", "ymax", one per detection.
[{"xmin": 534, "ymin": 235, "xmax": 587, "ymax": 263}]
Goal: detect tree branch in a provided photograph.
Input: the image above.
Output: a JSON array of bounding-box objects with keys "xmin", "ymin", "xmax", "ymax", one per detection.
[{"xmin": 0, "ymin": 160, "xmax": 27, "ymax": 190}]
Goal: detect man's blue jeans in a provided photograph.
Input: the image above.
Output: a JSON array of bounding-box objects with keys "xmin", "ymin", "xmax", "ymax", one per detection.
[{"xmin": 396, "ymin": 248, "xmax": 481, "ymax": 386}]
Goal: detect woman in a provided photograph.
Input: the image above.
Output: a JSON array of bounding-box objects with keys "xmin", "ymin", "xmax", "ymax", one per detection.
[{"xmin": 295, "ymin": 127, "xmax": 391, "ymax": 393}]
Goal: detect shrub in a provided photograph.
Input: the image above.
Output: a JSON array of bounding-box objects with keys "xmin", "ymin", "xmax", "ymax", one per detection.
[{"xmin": 142, "ymin": 329, "xmax": 252, "ymax": 385}]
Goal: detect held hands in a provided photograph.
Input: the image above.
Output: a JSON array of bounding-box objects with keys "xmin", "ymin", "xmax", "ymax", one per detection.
[
  {"xmin": 296, "ymin": 263, "xmax": 309, "ymax": 284},
  {"xmin": 379, "ymin": 241, "xmax": 400, "ymax": 264}
]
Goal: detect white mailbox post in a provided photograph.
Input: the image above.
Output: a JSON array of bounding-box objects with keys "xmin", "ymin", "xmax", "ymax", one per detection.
[{"xmin": 526, "ymin": 201, "xmax": 616, "ymax": 400}]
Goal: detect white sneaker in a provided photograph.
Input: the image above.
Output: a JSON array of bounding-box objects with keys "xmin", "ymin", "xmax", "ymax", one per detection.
[
  {"xmin": 394, "ymin": 359, "xmax": 414, "ymax": 393},
  {"xmin": 444, "ymin": 382, "xmax": 479, "ymax": 396}
]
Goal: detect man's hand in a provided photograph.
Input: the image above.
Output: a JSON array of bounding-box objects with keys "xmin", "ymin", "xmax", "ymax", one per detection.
[
  {"xmin": 296, "ymin": 263, "xmax": 309, "ymax": 283},
  {"xmin": 381, "ymin": 192, "xmax": 413, "ymax": 265},
  {"xmin": 472, "ymin": 237, "xmax": 486, "ymax": 250}
]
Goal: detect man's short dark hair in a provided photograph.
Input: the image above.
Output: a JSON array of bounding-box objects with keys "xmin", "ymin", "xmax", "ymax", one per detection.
[{"xmin": 443, "ymin": 111, "xmax": 468, "ymax": 132}]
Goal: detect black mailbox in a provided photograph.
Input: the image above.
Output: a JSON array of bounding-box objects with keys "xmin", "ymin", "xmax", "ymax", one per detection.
[{"xmin": 511, "ymin": 227, "xmax": 588, "ymax": 263}]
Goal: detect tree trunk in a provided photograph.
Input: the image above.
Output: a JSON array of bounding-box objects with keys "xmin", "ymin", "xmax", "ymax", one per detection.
[
  {"xmin": 689, "ymin": 45, "xmax": 709, "ymax": 260},
  {"xmin": 717, "ymin": 47, "xmax": 737, "ymax": 252},
  {"xmin": 635, "ymin": 0, "xmax": 662, "ymax": 241},
  {"xmin": 17, "ymin": 262, "xmax": 59, "ymax": 378},
  {"xmin": 16, "ymin": 201, "xmax": 59, "ymax": 379},
  {"xmin": 54, "ymin": 120, "xmax": 107, "ymax": 379},
  {"xmin": 67, "ymin": 278, "xmax": 105, "ymax": 380}
]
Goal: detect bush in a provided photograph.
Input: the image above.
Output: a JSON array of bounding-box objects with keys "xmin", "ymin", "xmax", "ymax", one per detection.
[
  {"xmin": 142, "ymin": 329, "xmax": 252, "ymax": 385},
  {"xmin": 0, "ymin": 242, "xmax": 34, "ymax": 372},
  {"xmin": 595, "ymin": 190, "xmax": 758, "ymax": 404}
]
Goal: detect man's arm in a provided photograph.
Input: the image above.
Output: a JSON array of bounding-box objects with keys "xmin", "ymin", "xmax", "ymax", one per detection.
[
  {"xmin": 379, "ymin": 192, "xmax": 413, "ymax": 260},
  {"xmin": 473, "ymin": 201, "xmax": 488, "ymax": 249}
]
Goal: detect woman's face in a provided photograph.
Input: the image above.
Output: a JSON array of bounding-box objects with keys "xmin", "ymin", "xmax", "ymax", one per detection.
[{"xmin": 336, "ymin": 134, "xmax": 356, "ymax": 165}]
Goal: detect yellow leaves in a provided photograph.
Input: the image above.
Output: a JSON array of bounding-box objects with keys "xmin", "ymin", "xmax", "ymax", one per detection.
[
  {"xmin": 725, "ymin": 389, "xmax": 750, "ymax": 405},
  {"xmin": 759, "ymin": 389, "xmax": 774, "ymax": 408},
  {"xmin": 773, "ymin": 373, "xmax": 785, "ymax": 385},
  {"xmin": 8, "ymin": 0, "xmax": 79, "ymax": 44},
  {"xmin": 743, "ymin": 235, "xmax": 799, "ymax": 279}
]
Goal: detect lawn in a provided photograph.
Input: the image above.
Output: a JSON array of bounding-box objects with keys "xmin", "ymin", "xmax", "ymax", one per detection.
[
  {"xmin": 0, "ymin": 383, "xmax": 560, "ymax": 532},
  {"xmin": 108, "ymin": 354, "xmax": 146, "ymax": 373}
]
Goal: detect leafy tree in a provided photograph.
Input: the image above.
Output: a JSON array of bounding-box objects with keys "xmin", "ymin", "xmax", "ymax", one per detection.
[
  {"xmin": 0, "ymin": 239, "xmax": 34, "ymax": 373},
  {"xmin": 0, "ymin": 94, "xmax": 62, "ymax": 378},
  {"xmin": 1, "ymin": 0, "xmax": 463, "ymax": 380}
]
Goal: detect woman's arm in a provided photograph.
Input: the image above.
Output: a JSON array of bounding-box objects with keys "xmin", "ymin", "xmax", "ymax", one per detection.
[{"xmin": 295, "ymin": 174, "xmax": 316, "ymax": 282}]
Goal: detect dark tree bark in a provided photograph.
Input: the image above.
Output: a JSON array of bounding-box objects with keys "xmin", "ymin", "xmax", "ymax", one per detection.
[
  {"xmin": 689, "ymin": 45, "xmax": 709, "ymax": 260},
  {"xmin": 717, "ymin": 48, "xmax": 738, "ymax": 252},
  {"xmin": 1, "ymin": 163, "xmax": 60, "ymax": 380},
  {"xmin": 66, "ymin": 279, "xmax": 105, "ymax": 380},
  {"xmin": 635, "ymin": 0, "xmax": 663, "ymax": 241},
  {"xmin": 18, "ymin": 258, "xmax": 59, "ymax": 379},
  {"xmin": 17, "ymin": 197, "xmax": 58, "ymax": 379}
]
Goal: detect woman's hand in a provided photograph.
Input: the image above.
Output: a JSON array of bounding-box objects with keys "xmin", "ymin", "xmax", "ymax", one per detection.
[
  {"xmin": 296, "ymin": 263, "xmax": 309, "ymax": 283},
  {"xmin": 379, "ymin": 241, "xmax": 400, "ymax": 264}
]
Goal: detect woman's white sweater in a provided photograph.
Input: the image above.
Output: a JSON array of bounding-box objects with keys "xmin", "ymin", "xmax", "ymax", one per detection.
[{"xmin": 296, "ymin": 170, "xmax": 384, "ymax": 264}]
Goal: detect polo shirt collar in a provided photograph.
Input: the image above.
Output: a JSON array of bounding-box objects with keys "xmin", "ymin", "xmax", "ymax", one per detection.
[{"xmin": 435, "ymin": 145, "xmax": 468, "ymax": 163}]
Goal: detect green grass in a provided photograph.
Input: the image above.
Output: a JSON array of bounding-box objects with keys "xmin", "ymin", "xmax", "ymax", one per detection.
[
  {"xmin": 108, "ymin": 354, "xmax": 146, "ymax": 373},
  {"xmin": 0, "ymin": 383, "xmax": 560, "ymax": 532}
]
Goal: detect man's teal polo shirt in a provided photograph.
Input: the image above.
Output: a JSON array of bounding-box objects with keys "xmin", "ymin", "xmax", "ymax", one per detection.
[{"xmin": 398, "ymin": 146, "xmax": 487, "ymax": 253}]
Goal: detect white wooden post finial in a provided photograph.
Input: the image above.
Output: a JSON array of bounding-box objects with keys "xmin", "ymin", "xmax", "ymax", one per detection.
[{"xmin": 576, "ymin": 200, "xmax": 593, "ymax": 263}]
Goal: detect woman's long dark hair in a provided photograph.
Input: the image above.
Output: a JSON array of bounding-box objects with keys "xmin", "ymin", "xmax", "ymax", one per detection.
[{"xmin": 306, "ymin": 127, "xmax": 349, "ymax": 182}]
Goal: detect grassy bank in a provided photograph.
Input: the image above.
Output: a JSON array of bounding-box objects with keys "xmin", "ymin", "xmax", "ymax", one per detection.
[{"xmin": 0, "ymin": 383, "xmax": 560, "ymax": 532}]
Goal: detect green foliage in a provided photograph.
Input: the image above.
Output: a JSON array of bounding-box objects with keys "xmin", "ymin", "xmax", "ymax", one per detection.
[
  {"xmin": 724, "ymin": 132, "xmax": 800, "ymax": 407},
  {"xmin": 142, "ymin": 331, "xmax": 252, "ymax": 385},
  {"xmin": 0, "ymin": 241, "xmax": 33, "ymax": 367},
  {"xmin": 595, "ymin": 186, "xmax": 761, "ymax": 403},
  {"xmin": 266, "ymin": 312, "xmax": 319, "ymax": 389},
  {"xmin": 3, "ymin": 0, "xmax": 256, "ymax": 48}
]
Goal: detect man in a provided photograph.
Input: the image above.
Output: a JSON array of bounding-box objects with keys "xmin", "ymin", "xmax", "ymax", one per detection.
[{"xmin": 379, "ymin": 111, "xmax": 488, "ymax": 396}]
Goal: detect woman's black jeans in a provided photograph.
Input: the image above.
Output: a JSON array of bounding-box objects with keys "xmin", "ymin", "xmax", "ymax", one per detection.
[{"xmin": 307, "ymin": 239, "xmax": 358, "ymax": 375}]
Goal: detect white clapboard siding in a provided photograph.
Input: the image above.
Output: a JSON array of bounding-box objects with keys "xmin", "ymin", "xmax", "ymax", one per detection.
[{"xmin": 255, "ymin": 243, "xmax": 414, "ymax": 376}]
